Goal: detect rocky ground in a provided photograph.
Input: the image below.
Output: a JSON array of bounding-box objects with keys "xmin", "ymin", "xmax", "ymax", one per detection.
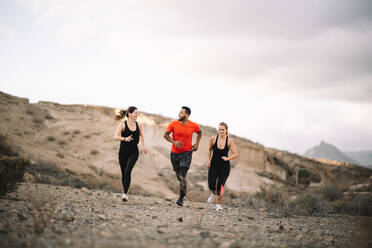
[{"xmin": 0, "ymin": 183, "xmax": 370, "ymax": 248}]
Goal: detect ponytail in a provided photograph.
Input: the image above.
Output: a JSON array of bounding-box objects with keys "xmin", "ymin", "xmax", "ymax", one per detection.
[
  {"xmin": 114, "ymin": 109, "xmax": 127, "ymax": 120},
  {"xmin": 114, "ymin": 106, "xmax": 137, "ymax": 120}
]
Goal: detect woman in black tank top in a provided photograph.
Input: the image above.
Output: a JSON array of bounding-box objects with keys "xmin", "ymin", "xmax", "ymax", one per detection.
[
  {"xmin": 207, "ymin": 122, "xmax": 238, "ymax": 211},
  {"xmin": 113, "ymin": 106, "xmax": 147, "ymax": 202}
]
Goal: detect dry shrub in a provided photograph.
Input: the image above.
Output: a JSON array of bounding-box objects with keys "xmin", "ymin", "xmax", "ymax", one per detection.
[
  {"xmin": 56, "ymin": 153, "xmax": 64, "ymax": 159},
  {"xmin": 90, "ymin": 150, "xmax": 99, "ymax": 155},
  {"xmin": 73, "ymin": 129, "xmax": 80, "ymax": 135},
  {"xmin": 26, "ymin": 110, "xmax": 34, "ymax": 115},
  {"xmin": 26, "ymin": 159, "xmax": 88, "ymax": 189},
  {"xmin": 44, "ymin": 114, "xmax": 53, "ymax": 120},
  {"xmin": 58, "ymin": 140, "xmax": 67, "ymax": 146},
  {"xmin": 47, "ymin": 136, "xmax": 55, "ymax": 142},
  {"xmin": 62, "ymin": 131, "xmax": 70, "ymax": 135},
  {"xmin": 84, "ymin": 135, "xmax": 91, "ymax": 139},
  {"xmin": 289, "ymin": 193, "xmax": 332, "ymax": 216},
  {"xmin": 32, "ymin": 118, "xmax": 43, "ymax": 124},
  {"xmin": 0, "ymin": 155, "xmax": 29, "ymax": 195},
  {"xmin": 317, "ymin": 184, "xmax": 345, "ymax": 201},
  {"xmin": 0, "ymin": 134, "xmax": 17, "ymax": 156},
  {"xmin": 332, "ymin": 195, "xmax": 372, "ymax": 216},
  {"xmin": 255, "ymin": 184, "xmax": 289, "ymax": 205}
]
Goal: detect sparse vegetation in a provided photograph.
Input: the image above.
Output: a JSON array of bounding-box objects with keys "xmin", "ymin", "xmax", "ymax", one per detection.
[
  {"xmin": 0, "ymin": 155, "xmax": 29, "ymax": 195},
  {"xmin": 317, "ymin": 184, "xmax": 345, "ymax": 201},
  {"xmin": 26, "ymin": 109, "xmax": 34, "ymax": 115},
  {"xmin": 56, "ymin": 153, "xmax": 64, "ymax": 159},
  {"xmin": 44, "ymin": 114, "xmax": 53, "ymax": 120},
  {"xmin": 58, "ymin": 140, "xmax": 67, "ymax": 146},
  {"xmin": 84, "ymin": 135, "xmax": 91, "ymax": 139},
  {"xmin": 62, "ymin": 131, "xmax": 70, "ymax": 135},
  {"xmin": 26, "ymin": 159, "xmax": 88, "ymax": 189},
  {"xmin": 90, "ymin": 150, "xmax": 99, "ymax": 155},
  {"xmin": 73, "ymin": 129, "xmax": 81, "ymax": 135},
  {"xmin": 32, "ymin": 118, "xmax": 43, "ymax": 124},
  {"xmin": 47, "ymin": 136, "xmax": 55, "ymax": 142},
  {"xmin": 0, "ymin": 134, "xmax": 17, "ymax": 156},
  {"xmin": 240, "ymin": 183, "xmax": 372, "ymax": 217}
]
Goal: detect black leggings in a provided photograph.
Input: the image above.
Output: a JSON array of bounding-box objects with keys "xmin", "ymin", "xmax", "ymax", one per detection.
[
  {"xmin": 208, "ymin": 164, "xmax": 230, "ymax": 195},
  {"xmin": 119, "ymin": 149, "xmax": 139, "ymax": 194}
]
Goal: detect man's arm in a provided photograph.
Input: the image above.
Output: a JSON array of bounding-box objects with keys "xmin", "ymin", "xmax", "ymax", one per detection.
[
  {"xmin": 192, "ymin": 130, "xmax": 202, "ymax": 151},
  {"xmin": 164, "ymin": 131, "xmax": 184, "ymax": 149}
]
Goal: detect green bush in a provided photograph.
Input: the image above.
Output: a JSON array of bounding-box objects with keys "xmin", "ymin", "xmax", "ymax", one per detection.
[
  {"xmin": 0, "ymin": 155, "xmax": 29, "ymax": 194},
  {"xmin": 298, "ymin": 169, "xmax": 311, "ymax": 178}
]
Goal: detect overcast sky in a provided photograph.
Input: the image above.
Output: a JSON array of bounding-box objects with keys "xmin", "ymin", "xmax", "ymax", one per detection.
[{"xmin": 1, "ymin": 0, "xmax": 372, "ymax": 154}]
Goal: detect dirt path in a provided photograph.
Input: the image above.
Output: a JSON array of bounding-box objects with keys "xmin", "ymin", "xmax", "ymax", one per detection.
[{"xmin": 0, "ymin": 183, "xmax": 367, "ymax": 247}]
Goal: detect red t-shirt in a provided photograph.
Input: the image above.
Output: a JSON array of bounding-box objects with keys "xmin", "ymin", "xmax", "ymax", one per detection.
[{"xmin": 166, "ymin": 120, "xmax": 201, "ymax": 153}]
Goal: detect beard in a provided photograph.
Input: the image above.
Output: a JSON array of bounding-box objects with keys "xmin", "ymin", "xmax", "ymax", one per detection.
[{"xmin": 178, "ymin": 116, "xmax": 185, "ymax": 121}]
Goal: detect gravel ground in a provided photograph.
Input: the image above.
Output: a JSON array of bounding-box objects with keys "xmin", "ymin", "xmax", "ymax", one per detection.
[{"xmin": 0, "ymin": 183, "xmax": 370, "ymax": 248}]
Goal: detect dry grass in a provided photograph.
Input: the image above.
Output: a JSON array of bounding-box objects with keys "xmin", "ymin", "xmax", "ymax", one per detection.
[
  {"xmin": 56, "ymin": 153, "xmax": 64, "ymax": 159},
  {"xmin": 72, "ymin": 129, "xmax": 81, "ymax": 135},
  {"xmin": 90, "ymin": 150, "xmax": 99, "ymax": 155}
]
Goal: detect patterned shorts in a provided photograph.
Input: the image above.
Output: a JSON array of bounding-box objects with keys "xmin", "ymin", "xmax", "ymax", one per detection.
[{"xmin": 170, "ymin": 151, "xmax": 192, "ymax": 171}]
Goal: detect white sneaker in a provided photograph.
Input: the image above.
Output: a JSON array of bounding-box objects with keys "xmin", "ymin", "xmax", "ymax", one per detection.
[
  {"xmin": 207, "ymin": 193, "xmax": 216, "ymax": 204},
  {"xmin": 122, "ymin": 193, "xmax": 128, "ymax": 202},
  {"xmin": 215, "ymin": 204, "xmax": 222, "ymax": 211}
]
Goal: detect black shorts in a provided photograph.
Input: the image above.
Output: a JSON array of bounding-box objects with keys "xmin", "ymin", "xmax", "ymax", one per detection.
[{"xmin": 170, "ymin": 151, "xmax": 192, "ymax": 171}]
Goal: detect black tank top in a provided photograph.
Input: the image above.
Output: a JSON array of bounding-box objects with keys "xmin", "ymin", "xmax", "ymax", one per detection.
[
  {"xmin": 211, "ymin": 135, "xmax": 230, "ymax": 166},
  {"xmin": 120, "ymin": 121, "xmax": 140, "ymax": 152}
]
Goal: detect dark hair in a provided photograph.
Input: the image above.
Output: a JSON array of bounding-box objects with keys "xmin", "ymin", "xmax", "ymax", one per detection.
[
  {"xmin": 114, "ymin": 106, "xmax": 137, "ymax": 120},
  {"xmin": 219, "ymin": 122, "xmax": 228, "ymax": 134},
  {"xmin": 182, "ymin": 106, "xmax": 191, "ymax": 115}
]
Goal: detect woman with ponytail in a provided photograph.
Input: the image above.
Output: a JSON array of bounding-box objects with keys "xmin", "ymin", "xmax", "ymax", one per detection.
[
  {"xmin": 206, "ymin": 122, "xmax": 238, "ymax": 211},
  {"xmin": 113, "ymin": 106, "xmax": 147, "ymax": 202}
]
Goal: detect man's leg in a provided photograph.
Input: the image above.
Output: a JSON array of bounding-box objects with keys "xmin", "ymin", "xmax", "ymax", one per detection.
[{"xmin": 176, "ymin": 152, "xmax": 192, "ymax": 206}]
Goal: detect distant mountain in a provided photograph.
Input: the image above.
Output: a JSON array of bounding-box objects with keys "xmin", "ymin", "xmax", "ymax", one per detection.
[
  {"xmin": 344, "ymin": 150, "xmax": 372, "ymax": 168},
  {"xmin": 304, "ymin": 141, "xmax": 359, "ymax": 165}
]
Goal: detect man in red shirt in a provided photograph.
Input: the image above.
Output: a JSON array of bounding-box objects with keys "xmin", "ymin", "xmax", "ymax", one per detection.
[{"xmin": 164, "ymin": 106, "xmax": 202, "ymax": 206}]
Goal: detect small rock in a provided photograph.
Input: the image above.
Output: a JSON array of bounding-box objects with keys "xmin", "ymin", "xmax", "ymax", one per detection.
[
  {"xmin": 98, "ymin": 214, "xmax": 107, "ymax": 221},
  {"xmin": 23, "ymin": 173, "xmax": 35, "ymax": 183},
  {"xmin": 279, "ymin": 225, "xmax": 284, "ymax": 231},
  {"xmin": 100, "ymin": 230, "xmax": 113, "ymax": 238},
  {"xmin": 165, "ymin": 198, "xmax": 172, "ymax": 202},
  {"xmin": 63, "ymin": 215, "xmax": 75, "ymax": 222},
  {"xmin": 177, "ymin": 217, "xmax": 183, "ymax": 222},
  {"xmin": 200, "ymin": 231, "xmax": 209, "ymax": 238},
  {"xmin": 9, "ymin": 209, "xmax": 19, "ymax": 215},
  {"xmin": 17, "ymin": 213, "xmax": 27, "ymax": 222}
]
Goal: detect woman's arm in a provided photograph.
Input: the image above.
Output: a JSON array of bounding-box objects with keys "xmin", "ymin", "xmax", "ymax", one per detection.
[
  {"xmin": 207, "ymin": 136, "xmax": 215, "ymax": 168},
  {"xmin": 113, "ymin": 121, "xmax": 133, "ymax": 142},
  {"xmin": 113, "ymin": 121, "xmax": 125, "ymax": 141},
  {"xmin": 139, "ymin": 123, "xmax": 147, "ymax": 154},
  {"xmin": 222, "ymin": 138, "xmax": 239, "ymax": 161}
]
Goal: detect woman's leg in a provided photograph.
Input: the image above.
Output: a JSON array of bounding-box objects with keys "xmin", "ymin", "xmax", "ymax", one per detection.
[
  {"xmin": 216, "ymin": 165, "xmax": 231, "ymax": 204},
  {"xmin": 119, "ymin": 152, "xmax": 129, "ymax": 192},
  {"xmin": 208, "ymin": 165, "xmax": 218, "ymax": 194},
  {"xmin": 123, "ymin": 150, "xmax": 139, "ymax": 194}
]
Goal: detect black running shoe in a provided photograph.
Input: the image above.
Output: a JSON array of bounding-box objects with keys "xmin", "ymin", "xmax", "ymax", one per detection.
[{"xmin": 176, "ymin": 197, "xmax": 183, "ymax": 206}]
